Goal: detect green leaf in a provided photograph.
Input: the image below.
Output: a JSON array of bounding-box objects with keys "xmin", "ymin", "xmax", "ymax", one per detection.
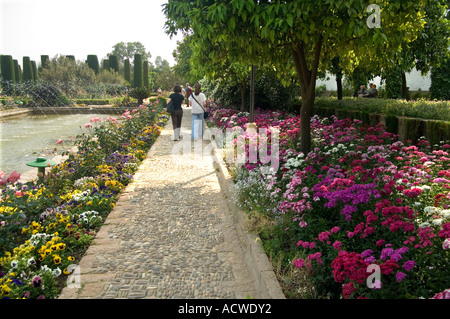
[
  {"xmin": 286, "ymin": 14, "xmax": 294, "ymax": 27},
  {"xmin": 228, "ymin": 16, "xmax": 236, "ymax": 30}
]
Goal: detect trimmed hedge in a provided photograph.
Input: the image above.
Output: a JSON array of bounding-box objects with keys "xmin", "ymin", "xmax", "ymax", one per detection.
[
  {"xmin": 314, "ymin": 97, "xmax": 450, "ymax": 122},
  {"xmin": 74, "ymin": 99, "xmax": 112, "ymax": 105}
]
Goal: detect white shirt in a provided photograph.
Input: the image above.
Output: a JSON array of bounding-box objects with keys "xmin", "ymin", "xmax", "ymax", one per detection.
[{"xmin": 189, "ymin": 93, "xmax": 207, "ymax": 114}]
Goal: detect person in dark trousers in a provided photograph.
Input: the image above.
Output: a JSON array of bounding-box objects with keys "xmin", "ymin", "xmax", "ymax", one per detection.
[{"xmin": 167, "ymin": 84, "xmax": 184, "ymax": 141}]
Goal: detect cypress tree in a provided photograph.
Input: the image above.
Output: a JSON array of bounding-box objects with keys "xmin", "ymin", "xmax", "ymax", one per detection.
[
  {"xmin": 22, "ymin": 56, "xmax": 33, "ymax": 83},
  {"xmin": 102, "ymin": 59, "xmax": 110, "ymax": 71},
  {"xmin": 31, "ymin": 60, "xmax": 38, "ymax": 82},
  {"xmin": 133, "ymin": 54, "xmax": 143, "ymax": 88},
  {"xmin": 109, "ymin": 55, "xmax": 119, "ymax": 73},
  {"xmin": 124, "ymin": 59, "xmax": 131, "ymax": 85},
  {"xmin": 66, "ymin": 55, "xmax": 75, "ymax": 61},
  {"xmin": 41, "ymin": 55, "xmax": 50, "ymax": 69},
  {"xmin": 86, "ymin": 55, "xmax": 100, "ymax": 74},
  {"xmin": 0, "ymin": 55, "xmax": 15, "ymax": 95},
  {"xmin": 143, "ymin": 60, "xmax": 149, "ymax": 89},
  {"xmin": 13, "ymin": 60, "xmax": 22, "ymax": 83}
]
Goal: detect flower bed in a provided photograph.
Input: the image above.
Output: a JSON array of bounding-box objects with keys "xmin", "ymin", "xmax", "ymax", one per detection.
[
  {"xmin": 0, "ymin": 98, "xmax": 168, "ymax": 299},
  {"xmin": 208, "ymin": 104, "xmax": 450, "ymax": 299}
]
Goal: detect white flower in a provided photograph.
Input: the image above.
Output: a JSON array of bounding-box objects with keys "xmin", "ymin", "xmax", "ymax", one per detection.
[
  {"xmin": 442, "ymin": 210, "xmax": 450, "ymax": 219},
  {"xmin": 52, "ymin": 267, "xmax": 62, "ymax": 277},
  {"xmin": 27, "ymin": 257, "xmax": 36, "ymax": 266},
  {"xmin": 10, "ymin": 260, "xmax": 18, "ymax": 269},
  {"xmin": 432, "ymin": 219, "xmax": 443, "ymax": 226}
]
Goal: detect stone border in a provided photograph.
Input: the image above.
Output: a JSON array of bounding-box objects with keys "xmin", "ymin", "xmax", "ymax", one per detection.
[{"xmin": 208, "ymin": 129, "xmax": 286, "ymax": 299}]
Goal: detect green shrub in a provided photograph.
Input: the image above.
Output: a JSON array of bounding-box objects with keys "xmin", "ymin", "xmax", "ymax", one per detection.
[
  {"xmin": 0, "ymin": 55, "xmax": 15, "ymax": 95},
  {"xmin": 86, "ymin": 55, "xmax": 100, "ymax": 74},
  {"xmin": 40, "ymin": 55, "xmax": 50, "ymax": 69},
  {"xmin": 124, "ymin": 59, "xmax": 131, "ymax": 85},
  {"xmin": 28, "ymin": 83, "xmax": 71, "ymax": 107},
  {"xmin": 133, "ymin": 54, "xmax": 143, "ymax": 88},
  {"xmin": 430, "ymin": 59, "xmax": 450, "ymax": 100},
  {"xmin": 108, "ymin": 55, "xmax": 119, "ymax": 73},
  {"xmin": 129, "ymin": 87, "xmax": 151, "ymax": 105},
  {"xmin": 75, "ymin": 99, "xmax": 112, "ymax": 105},
  {"xmin": 22, "ymin": 57, "xmax": 33, "ymax": 83}
]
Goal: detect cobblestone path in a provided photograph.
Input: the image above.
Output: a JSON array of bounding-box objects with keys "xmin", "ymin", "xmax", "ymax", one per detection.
[{"xmin": 59, "ymin": 106, "xmax": 260, "ymax": 299}]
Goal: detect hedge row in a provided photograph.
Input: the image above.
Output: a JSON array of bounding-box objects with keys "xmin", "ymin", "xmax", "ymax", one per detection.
[
  {"xmin": 313, "ymin": 106, "xmax": 450, "ymax": 145},
  {"xmin": 314, "ymin": 97, "xmax": 450, "ymax": 122}
]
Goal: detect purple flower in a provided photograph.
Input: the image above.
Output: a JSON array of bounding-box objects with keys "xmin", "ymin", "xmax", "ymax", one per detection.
[
  {"xmin": 396, "ymin": 272, "xmax": 407, "ymax": 282},
  {"xmin": 403, "ymin": 260, "xmax": 416, "ymax": 272},
  {"xmin": 391, "ymin": 253, "xmax": 403, "ymax": 262},
  {"xmin": 380, "ymin": 248, "xmax": 394, "ymax": 260},
  {"xmin": 32, "ymin": 276, "xmax": 42, "ymax": 288},
  {"xmin": 361, "ymin": 249, "xmax": 373, "ymax": 258}
]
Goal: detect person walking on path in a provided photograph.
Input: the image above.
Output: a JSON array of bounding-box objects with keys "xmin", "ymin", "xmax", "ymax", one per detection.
[
  {"xmin": 189, "ymin": 83, "xmax": 207, "ymax": 140},
  {"xmin": 167, "ymin": 84, "xmax": 184, "ymax": 141}
]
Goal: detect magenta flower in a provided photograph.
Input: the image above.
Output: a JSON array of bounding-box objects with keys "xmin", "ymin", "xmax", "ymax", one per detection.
[
  {"xmin": 293, "ymin": 258, "xmax": 305, "ymax": 268},
  {"xmin": 396, "ymin": 272, "xmax": 407, "ymax": 282},
  {"xmin": 402, "ymin": 260, "xmax": 416, "ymax": 272}
]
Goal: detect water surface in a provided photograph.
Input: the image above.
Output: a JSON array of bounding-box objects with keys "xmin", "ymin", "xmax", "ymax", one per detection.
[{"xmin": 0, "ymin": 113, "xmax": 115, "ymax": 174}]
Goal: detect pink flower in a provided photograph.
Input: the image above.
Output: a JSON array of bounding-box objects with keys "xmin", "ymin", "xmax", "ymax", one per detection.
[
  {"xmin": 342, "ymin": 282, "xmax": 357, "ymax": 299},
  {"xmin": 402, "ymin": 260, "xmax": 416, "ymax": 272},
  {"xmin": 331, "ymin": 226, "xmax": 340, "ymax": 234},
  {"xmin": 396, "ymin": 272, "xmax": 407, "ymax": 282},
  {"xmin": 7, "ymin": 171, "xmax": 20, "ymax": 184},
  {"xmin": 376, "ymin": 239, "xmax": 385, "ymax": 247},
  {"xmin": 85, "ymin": 123, "xmax": 92, "ymax": 128},
  {"xmin": 293, "ymin": 258, "xmax": 305, "ymax": 268},
  {"xmin": 431, "ymin": 289, "xmax": 450, "ymax": 299},
  {"xmin": 333, "ymin": 241, "xmax": 342, "ymax": 250},
  {"xmin": 56, "ymin": 139, "xmax": 63, "ymax": 145},
  {"xmin": 443, "ymin": 238, "xmax": 450, "ymax": 250}
]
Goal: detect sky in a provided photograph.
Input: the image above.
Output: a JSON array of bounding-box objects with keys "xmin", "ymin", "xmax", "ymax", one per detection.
[{"xmin": 0, "ymin": 0, "xmax": 184, "ymax": 67}]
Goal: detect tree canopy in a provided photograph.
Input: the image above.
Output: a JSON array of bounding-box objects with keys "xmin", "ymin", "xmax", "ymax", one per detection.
[{"xmin": 164, "ymin": 0, "xmax": 433, "ymax": 153}]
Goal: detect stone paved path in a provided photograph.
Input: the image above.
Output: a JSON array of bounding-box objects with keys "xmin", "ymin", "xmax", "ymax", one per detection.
[{"xmin": 59, "ymin": 106, "xmax": 260, "ymax": 299}]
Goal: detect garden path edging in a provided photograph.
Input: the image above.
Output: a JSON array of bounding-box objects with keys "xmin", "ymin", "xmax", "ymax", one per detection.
[{"xmin": 208, "ymin": 129, "xmax": 286, "ymax": 299}]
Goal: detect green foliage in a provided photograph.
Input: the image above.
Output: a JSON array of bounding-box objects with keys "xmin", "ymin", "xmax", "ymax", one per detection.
[
  {"xmin": 22, "ymin": 57, "xmax": 33, "ymax": 83},
  {"xmin": 124, "ymin": 59, "xmax": 131, "ymax": 85},
  {"xmin": 143, "ymin": 61, "xmax": 149, "ymax": 89},
  {"xmin": 382, "ymin": 66, "xmax": 403, "ymax": 99},
  {"xmin": 430, "ymin": 58, "xmax": 450, "ymax": 100},
  {"xmin": 109, "ymin": 42, "xmax": 152, "ymax": 64},
  {"xmin": 86, "ymin": 55, "xmax": 100, "ymax": 74},
  {"xmin": 0, "ymin": 55, "xmax": 15, "ymax": 95},
  {"xmin": 129, "ymin": 87, "xmax": 151, "ymax": 105},
  {"xmin": 13, "ymin": 60, "xmax": 22, "ymax": 84},
  {"xmin": 31, "ymin": 61, "xmax": 38, "ymax": 83},
  {"xmin": 108, "ymin": 55, "xmax": 119, "ymax": 73},
  {"xmin": 28, "ymin": 83, "xmax": 70, "ymax": 107},
  {"xmin": 40, "ymin": 55, "xmax": 50, "ymax": 69},
  {"xmin": 133, "ymin": 54, "xmax": 143, "ymax": 88},
  {"xmin": 426, "ymin": 120, "xmax": 450, "ymax": 145},
  {"xmin": 314, "ymin": 97, "xmax": 450, "ymax": 122}
]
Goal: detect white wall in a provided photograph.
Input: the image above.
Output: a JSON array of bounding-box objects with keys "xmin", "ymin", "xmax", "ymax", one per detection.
[{"xmin": 317, "ymin": 68, "xmax": 431, "ymax": 91}]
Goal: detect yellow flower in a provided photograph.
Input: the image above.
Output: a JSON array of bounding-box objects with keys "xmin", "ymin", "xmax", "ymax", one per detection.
[
  {"xmin": 63, "ymin": 268, "xmax": 71, "ymax": 275},
  {"xmin": 53, "ymin": 255, "xmax": 61, "ymax": 264},
  {"xmin": 68, "ymin": 256, "xmax": 75, "ymax": 262}
]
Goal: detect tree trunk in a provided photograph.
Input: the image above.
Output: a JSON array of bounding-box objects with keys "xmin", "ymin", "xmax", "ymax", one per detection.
[
  {"xmin": 401, "ymin": 71, "xmax": 410, "ymax": 101},
  {"xmin": 336, "ymin": 72, "xmax": 343, "ymax": 100},
  {"xmin": 291, "ymin": 37, "xmax": 323, "ymax": 154}
]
